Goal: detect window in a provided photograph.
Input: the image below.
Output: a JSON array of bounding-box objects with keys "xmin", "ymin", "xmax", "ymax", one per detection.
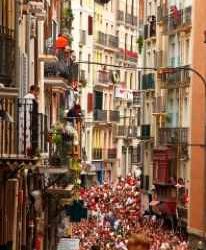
[{"xmin": 95, "ymin": 91, "xmax": 103, "ymax": 109}]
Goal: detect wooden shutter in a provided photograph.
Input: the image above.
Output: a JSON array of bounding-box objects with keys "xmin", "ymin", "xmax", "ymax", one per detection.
[
  {"xmin": 88, "ymin": 16, "xmax": 93, "ymax": 35},
  {"xmin": 87, "ymin": 93, "xmax": 93, "ymax": 113}
]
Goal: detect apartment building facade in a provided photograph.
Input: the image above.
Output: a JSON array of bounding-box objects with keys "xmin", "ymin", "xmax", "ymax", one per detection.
[
  {"xmin": 0, "ymin": 0, "xmax": 80, "ymax": 249},
  {"xmin": 140, "ymin": 0, "xmax": 192, "ymax": 232}
]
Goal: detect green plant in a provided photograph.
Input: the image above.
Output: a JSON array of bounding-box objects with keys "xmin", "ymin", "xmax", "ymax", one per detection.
[
  {"xmin": 165, "ymin": 113, "xmax": 172, "ymax": 123},
  {"xmin": 136, "ymin": 36, "xmax": 144, "ymax": 54},
  {"xmin": 64, "ymin": 8, "xmax": 74, "ymax": 21}
]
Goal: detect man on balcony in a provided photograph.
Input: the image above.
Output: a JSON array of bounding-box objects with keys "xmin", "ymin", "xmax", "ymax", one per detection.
[
  {"xmin": 24, "ymin": 85, "xmax": 40, "ymax": 100},
  {"xmin": 18, "ymin": 85, "xmax": 40, "ymax": 156}
]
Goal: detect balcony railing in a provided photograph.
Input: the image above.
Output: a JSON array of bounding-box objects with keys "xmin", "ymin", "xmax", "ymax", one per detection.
[
  {"xmin": 92, "ymin": 148, "xmax": 103, "ymax": 160},
  {"xmin": 127, "ymin": 126, "xmax": 138, "ymax": 138},
  {"xmin": 158, "ymin": 69, "xmax": 190, "ymax": 89},
  {"xmin": 117, "ymin": 10, "xmax": 124, "ymax": 22},
  {"xmin": 163, "ymin": 6, "xmax": 192, "ymax": 34},
  {"xmin": 98, "ymin": 70, "xmax": 112, "ymax": 84},
  {"xmin": 144, "ymin": 20, "xmax": 156, "ymax": 39},
  {"xmin": 159, "ymin": 127, "xmax": 189, "ymax": 145},
  {"xmin": 44, "ymin": 60, "xmax": 70, "ymax": 79},
  {"xmin": 108, "ymin": 35, "xmax": 119, "ymax": 48},
  {"xmin": 131, "ymin": 146, "xmax": 141, "ymax": 164},
  {"xmin": 97, "ymin": 32, "xmax": 107, "ymax": 46},
  {"xmin": 114, "ymin": 125, "xmax": 139, "ymax": 138},
  {"xmin": 94, "ymin": 109, "xmax": 107, "ymax": 122},
  {"xmin": 115, "ymin": 125, "xmax": 126, "ymax": 137},
  {"xmin": 0, "ymin": 25, "xmax": 15, "ymax": 87},
  {"xmin": 0, "ymin": 97, "xmax": 48, "ymax": 158},
  {"xmin": 125, "ymin": 13, "xmax": 137, "ymax": 26},
  {"xmin": 109, "ymin": 110, "xmax": 120, "ymax": 122},
  {"xmin": 133, "ymin": 91, "xmax": 141, "ymax": 106},
  {"xmin": 80, "ymin": 30, "xmax": 86, "ymax": 45},
  {"xmin": 107, "ymin": 148, "xmax": 117, "ymax": 159},
  {"xmin": 157, "ymin": 4, "xmax": 168, "ymax": 22},
  {"xmin": 155, "ymin": 50, "xmax": 163, "ymax": 68},
  {"xmin": 153, "ymin": 96, "xmax": 166, "ymax": 114},
  {"xmin": 142, "ymin": 73, "xmax": 155, "ymax": 90}
]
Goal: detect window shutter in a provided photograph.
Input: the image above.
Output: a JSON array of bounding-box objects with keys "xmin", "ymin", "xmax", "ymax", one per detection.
[
  {"xmin": 88, "ymin": 16, "xmax": 93, "ymax": 35},
  {"xmin": 87, "ymin": 93, "xmax": 93, "ymax": 113}
]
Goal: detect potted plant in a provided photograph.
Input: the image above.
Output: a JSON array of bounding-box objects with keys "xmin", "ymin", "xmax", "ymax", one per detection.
[{"xmin": 136, "ymin": 36, "xmax": 144, "ymax": 54}]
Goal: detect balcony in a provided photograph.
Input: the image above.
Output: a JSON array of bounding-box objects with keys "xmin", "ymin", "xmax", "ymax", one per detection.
[
  {"xmin": 155, "ymin": 50, "xmax": 163, "ymax": 68},
  {"xmin": 0, "ymin": 97, "xmax": 48, "ymax": 159},
  {"xmin": 127, "ymin": 126, "xmax": 138, "ymax": 138},
  {"xmin": 163, "ymin": 6, "xmax": 192, "ymax": 34},
  {"xmin": 115, "ymin": 125, "xmax": 126, "ymax": 137},
  {"xmin": 144, "ymin": 19, "xmax": 156, "ymax": 39},
  {"xmin": 158, "ymin": 69, "xmax": 190, "ymax": 89},
  {"xmin": 157, "ymin": 4, "xmax": 168, "ymax": 22},
  {"xmin": 159, "ymin": 127, "xmax": 189, "ymax": 145},
  {"xmin": 117, "ymin": 10, "xmax": 124, "ymax": 22},
  {"xmin": 107, "ymin": 148, "xmax": 117, "ymax": 159},
  {"xmin": 142, "ymin": 73, "xmax": 155, "ymax": 90},
  {"xmin": 0, "ymin": 26, "xmax": 15, "ymax": 87},
  {"xmin": 96, "ymin": 32, "xmax": 107, "ymax": 46},
  {"xmin": 44, "ymin": 60, "xmax": 70, "ymax": 79},
  {"xmin": 94, "ymin": 109, "xmax": 107, "ymax": 122},
  {"xmin": 133, "ymin": 91, "xmax": 141, "ymax": 106},
  {"xmin": 109, "ymin": 110, "xmax": 120, "ymax": 122},
  {"xmin": 125, "ymin": 13, "xmax": 137, "ymax": 26},
  {"xmin": 92, "ymin": 148, "xmax": 103, "ymax": 160},
  {"xmin": 108, "ymin": 35, "xmax": 119, "ymax": 48},
  {"xmin": 97, "ymin": 70, "xmax": 112, "ymax": 85},
  {"xmin": 131, "ymin": 146, "xmax": 141, "ymax": 164},
  {"xmin": 153, "ymin": 148, "xmax": 177, "ymax": 185},
  {"xmin": 79, "ymin": 30, "xmax": 86, "ymax": 45},
  {"xmin": 153, "ymin": 96, "xmax": 166, "ymax": 114}
]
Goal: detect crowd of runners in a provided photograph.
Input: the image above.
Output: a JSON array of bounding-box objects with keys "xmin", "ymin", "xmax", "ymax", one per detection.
[{"xmin": 71, "ymin": 176, "xmax": 189, "ymax": 250}]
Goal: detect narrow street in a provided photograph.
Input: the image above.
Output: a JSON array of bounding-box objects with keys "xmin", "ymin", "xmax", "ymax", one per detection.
[{"xmin": 70, "ymin": 177, "xmax": 189, "ymax": 250}]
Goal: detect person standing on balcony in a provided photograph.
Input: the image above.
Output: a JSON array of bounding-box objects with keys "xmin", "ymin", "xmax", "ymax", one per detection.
[
  {"xmin": 24, "ymin": 85, "xmax": 40, "ymax": 100},
  {"xmin": 19, "ymin": 85, "xmax": 40, "ymax": 156}
]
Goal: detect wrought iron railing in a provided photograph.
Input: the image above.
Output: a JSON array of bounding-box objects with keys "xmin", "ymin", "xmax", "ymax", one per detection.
[
  {"xmin": 159, "ymin": 69, "xmax": 190, "ymax": 89},
  {"xmin": 94, "ymin": 109, "xmax": 107, "ymax": 122},
  {"xmin": 163, "ymin": 6, "xmax": 192, "ymax": 33},
  {"xmin": 107, "ymin": 148, "xmax": 117, "ymax": 159},
  {"xmin": 109, "ymin": 110, "xmax": 120, "ymax": 122},
  {"xmin": 0, "ymin": 97, "xmax": 48, "ymax": 158},
  {"xmin": 153, "ymin": 96, "xmax": 166, "ymax": 114},
  {"xmin": 98, "ymin": 70, "xmax": 112, "ymax": 84},
  {"xmin": 159, "ymin": 127, "xmax": 189, "ymax": 144},
  {"xmin": 117, "ymin": 10, "xmax": 124, "ymax": 22},
  {"xmin": 92, "ymin": 148, "xmax": 103, "ymax": 160}
]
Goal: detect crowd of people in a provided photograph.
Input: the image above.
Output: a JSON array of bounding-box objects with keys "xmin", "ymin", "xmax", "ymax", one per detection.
[{"xmin": 71, "ymin": 176, "xmax": 189, "ymax": 250}]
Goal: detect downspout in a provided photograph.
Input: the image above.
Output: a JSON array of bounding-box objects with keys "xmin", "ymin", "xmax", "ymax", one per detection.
[{"xmin": 15, "ymin": 0, "xmax": 20, "ymax": 95}]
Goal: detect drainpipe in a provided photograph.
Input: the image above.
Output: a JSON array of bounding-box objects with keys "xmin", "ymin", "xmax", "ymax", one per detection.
[{"xmin": 15, "ymin": 0, "xmax": 20, "ymax": 95}]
